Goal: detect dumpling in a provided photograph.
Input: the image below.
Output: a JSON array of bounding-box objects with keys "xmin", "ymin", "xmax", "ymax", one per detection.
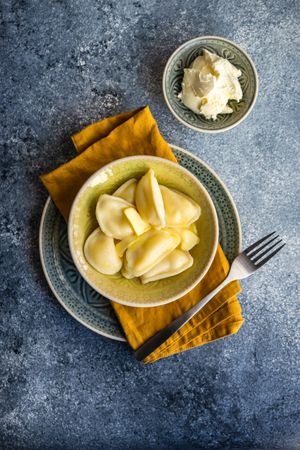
[
  {"xmin": 96, "ymin": 194, "xmax": 134, "ymax": 240},
  {"xmin": 84, "ymin": 228, "xmax": 122, "ymax": 275},
  {"xmin": 176, "ymin": 228, "xmax": 200, "ymax": 251},
  {"xmin": 123, "ymin": 207, "xmax": 150, "ymax": 236},
  {"xmin": 121, "ymin": 266, "xmax": 136, "ymax": 280},
  {"xmin": 124, "ymin": 229, "xmax": 180, "ymax": 277},
  {"xmin": 159, "ymin": 185, "xmax": 201, "ymax": 227},
  {"xmin": 135, "ymin": 169, "xmax": 165, "ymax": 227},
  {"xmin": 115, "ymin": 234, "xmax": 138, "ymax": 258},
  {"xmin": 189, "ymin": 222, "xmax": 198, "ymax": 235},
  {"xmin": 113, "ymin": 178, "xmax": 137, "ymax": 204},
  {"xmin": 141, "ymin": 249, "xmax": 193, "ymax": 284}
]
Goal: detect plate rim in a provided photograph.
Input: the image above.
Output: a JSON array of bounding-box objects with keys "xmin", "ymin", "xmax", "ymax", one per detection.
[
  {"xmin": 39, "ymin": 144, "xmax": 242, "ymax": 340},
  {"xmin": 162, "ymin": 35, "xmax": 259, "ymax": 133},
  {"xmin": 39, "ymin": 196, "xmax": 126, "ymax": 342}
]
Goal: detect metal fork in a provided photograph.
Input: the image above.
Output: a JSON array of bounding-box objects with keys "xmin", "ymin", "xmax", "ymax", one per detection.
[{"xmin": 134, "ymin": 232, "xmax": 286, "ymax": 361}]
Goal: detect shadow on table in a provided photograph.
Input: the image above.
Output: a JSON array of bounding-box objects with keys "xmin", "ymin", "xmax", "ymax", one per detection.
[{"xmin": 133, "ymin": 19, "xmax": 217, "ymax": 109}]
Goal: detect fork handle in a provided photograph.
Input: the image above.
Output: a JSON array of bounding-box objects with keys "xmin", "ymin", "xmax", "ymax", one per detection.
[{"xmin": 134, "ymin": 275, "xmax": 232, "ymax": 361}]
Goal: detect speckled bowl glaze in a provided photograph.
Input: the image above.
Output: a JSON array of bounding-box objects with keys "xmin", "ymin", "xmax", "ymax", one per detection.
[
  {"xmin": 163, "ymin": 36, "xmax": 259, "ymax": 133},
  {"xmin": 68, "ymin": 156, "xmax": 219, "ymax": 307}
]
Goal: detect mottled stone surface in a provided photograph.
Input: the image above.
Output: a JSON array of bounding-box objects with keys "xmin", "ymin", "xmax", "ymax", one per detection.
[{"xmin": 0, "ymin": 0, "xmax": 299, "ymax": 448}]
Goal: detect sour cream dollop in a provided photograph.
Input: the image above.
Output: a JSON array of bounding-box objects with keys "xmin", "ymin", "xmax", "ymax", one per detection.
[{"xmin": 178, "ymin": 50, "xmax": 243, "ymax": 120}]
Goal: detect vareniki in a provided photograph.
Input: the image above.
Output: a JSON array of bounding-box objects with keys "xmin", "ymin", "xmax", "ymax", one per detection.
[
  {"xmin": 135, "ymin": 169, "xmax": 166, "ymax": 227},
  {"xmin": 160, "ymin": 185, "xmax": 201, "ymax": 227},
  {"xmin": 84, "ymin": 228, "xmax": 122, "ymax": 275},
  {"xmin": 141, "ymin": 249, "xmax": 193, "ymax": 284},
  {"xmin": 113, "ymin": 178, "xmax": 137, "ymax": 204},
  {"xmin": 96, "ymin": 194, "xmax": 134, "ymax": 240},
  {"xmin": 84, "ymin": 169, "xmax": 201, "ymax": 282},
  {"xmin": 124, "ymin": 229, "xmax": 181, "ymax": 277}
]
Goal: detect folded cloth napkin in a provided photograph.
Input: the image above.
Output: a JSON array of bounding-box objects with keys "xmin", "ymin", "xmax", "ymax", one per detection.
[{"xmin": 41, "ymin": 106, "xmax": 243, "ymax": 363}]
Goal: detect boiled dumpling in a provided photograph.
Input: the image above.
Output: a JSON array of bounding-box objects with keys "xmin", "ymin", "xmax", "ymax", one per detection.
[
  {"xmin": 96, "ymin": 194, "xmax": 134, "ymax": 240},
  {"xmin": 189, "ymin": 222, "xmax": 198, "ymax": 235},
  {"xmin": 135, "ymin": 169, "xmax": 165, "ymax": 227},
  {"xmin": 141, "ymin": 249, "xmax": 193, "ymax": 283},
  {"xmin": 121, "ymin": 266, "xmax": 136, "ymax": 280},
  {"xmin": 160, "ymin": 185, "xmax": 201, "ymax": 227},
  {"xmin": 115, "ymin": 234, "xmax": 138, "ymax": 258},
  {"xmin": 84, "ymin": 228, "xmax": 122, "ymax": 275},
  {"xmin": 124, "ymin": 229, "xmax": 180, "ymax": 277},
  {"xmin": 113, "ymin": 178, "xmax": 137, "ymax": 204},
  {"xmin": 176, "ymin": 228, "xmax": 200, "ymax": 251},
  {"xmin": 124, "ymin": 207, "xmax": 150, "ymax": 236}
]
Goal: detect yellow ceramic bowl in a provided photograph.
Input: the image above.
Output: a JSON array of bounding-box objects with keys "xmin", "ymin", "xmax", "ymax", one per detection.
[{"xmin": 68, "ymin": 156, "xmax": 218, "ymax": 307}]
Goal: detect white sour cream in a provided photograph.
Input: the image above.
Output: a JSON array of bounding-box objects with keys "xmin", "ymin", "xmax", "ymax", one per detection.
[{"xmin": 178, "ymin": 49, "xmax": 243, "ymax": 120}]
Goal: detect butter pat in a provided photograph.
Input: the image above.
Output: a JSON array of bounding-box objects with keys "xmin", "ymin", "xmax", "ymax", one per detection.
[{"xmin": 178, "ymin": 49, "xmax": 242, "ymax": 120}]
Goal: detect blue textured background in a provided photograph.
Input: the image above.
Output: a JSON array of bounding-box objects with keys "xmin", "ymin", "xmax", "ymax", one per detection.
[{"xmin": 0, "ymin": 0, "xmax": 299, "ymax": 449}]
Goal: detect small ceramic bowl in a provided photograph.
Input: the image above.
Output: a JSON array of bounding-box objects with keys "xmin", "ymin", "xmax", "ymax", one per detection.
[
  {"xmin": 68, "ymin": 156, "xmax": 219, "ymax": 307},
  {"xmin": 163, "ymin": 36, "xmax": 259, "ymax": 133}
]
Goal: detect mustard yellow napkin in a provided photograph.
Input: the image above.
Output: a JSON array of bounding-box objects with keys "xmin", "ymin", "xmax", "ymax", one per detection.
[{"xmin": 41, "ymin": 106, "xmax": 243, "ymax": 363}]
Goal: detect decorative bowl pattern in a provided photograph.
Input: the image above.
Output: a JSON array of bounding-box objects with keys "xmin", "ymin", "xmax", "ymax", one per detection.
[
  {"xmin": 163, "ymin": 36, "xmax": 258, "ymax": 133},
  {"xmin": 39, "ymin": 145, "xmax": 242, "ymax": 340},
  {"xmin": 68, "ymin": 155, "xmax": 219, "ymax": 307}
]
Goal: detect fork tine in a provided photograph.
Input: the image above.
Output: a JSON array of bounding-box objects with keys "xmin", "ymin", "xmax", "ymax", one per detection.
[
  {"xmin": 252, "ymin": 239, "xmax": 283, "ymax": 263},
  {"xmin": 255, "ymin": 243, "xmax": 286, "ymax": 268},
  {"xmin": 244, "ymin": 232, "xmax": 276, "ymax": 255},
  {"xmin": 249, "ymin": 235, "xmax": 279, "ymax": 258}
]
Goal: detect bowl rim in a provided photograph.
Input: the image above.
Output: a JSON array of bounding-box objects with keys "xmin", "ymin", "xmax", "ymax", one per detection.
[
  {"xmin": 68, "ymin": 155, "xmax": 219, "ymax": 307},
  {"xmin": 162, "ymin": 35, "xmax": 259, "ymax": 133}
]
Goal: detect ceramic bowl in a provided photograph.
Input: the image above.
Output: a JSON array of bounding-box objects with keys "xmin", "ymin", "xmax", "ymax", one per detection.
[
  {"xmin": 68, "ymin": 156, "xmax": 219, "ymax": 307},
  {"xmin": 163, "ymin": 36, "xmax": 259, "ymax": 133}
]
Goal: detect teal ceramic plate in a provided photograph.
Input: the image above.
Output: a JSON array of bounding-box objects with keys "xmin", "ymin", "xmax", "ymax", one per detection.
[
  {"xmin": 39, "ymin": 145, "xmax": 242, "ymax": 341},
  {"xmin": 163, "ymin": 36, "xmax": 258, "ymax": 133}
]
